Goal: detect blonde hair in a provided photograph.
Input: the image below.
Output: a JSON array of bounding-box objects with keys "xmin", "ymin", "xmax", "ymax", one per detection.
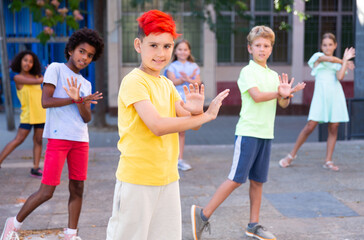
[
  {"xmin": 321, "ymin": 33, "xmax": 337, "ymax": 44},
  {"xmin": 247, "ymin": 25, "xmax": 275, "ymax": 46}
]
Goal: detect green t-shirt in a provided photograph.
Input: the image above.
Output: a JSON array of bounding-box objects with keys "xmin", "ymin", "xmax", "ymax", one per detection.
[{"xmin": 235, "ymin": 60, "xmax": 279, "ymax": 139}]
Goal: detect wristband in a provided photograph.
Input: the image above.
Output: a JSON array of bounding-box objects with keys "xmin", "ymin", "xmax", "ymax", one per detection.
[{"xmin": 72, "ymin": 97, "xmax": 83, "ymax": 104}]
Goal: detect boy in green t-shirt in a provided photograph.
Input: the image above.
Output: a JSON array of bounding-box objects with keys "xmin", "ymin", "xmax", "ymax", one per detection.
[
  {"xmin": 106, "ymin": 10, "xmax": 230, "ymax": 240},
  {"xmin": 191, "ymin": 26, "xmax": 305, "ymax": 240}
]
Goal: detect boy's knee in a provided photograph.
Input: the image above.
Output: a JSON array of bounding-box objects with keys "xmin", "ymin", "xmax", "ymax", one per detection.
[
  {"xmin": 38, "ymin": 190, "xmax": 54, "ymax": 202},
  {"xmin": 229, "ymin": 179, "xmax": 242, "ymax": 188},
  {"xmin": 69, "ymin": 180, "xmax": 84, "ymax": 197},
  {"xmin": 250, "ymin": 180, "xmax": 263, "ymax": 188}
]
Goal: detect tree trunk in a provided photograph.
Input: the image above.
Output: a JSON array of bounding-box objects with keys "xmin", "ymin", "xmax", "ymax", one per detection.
[{"xmin": 93, "ymin": 0, "xmax": 107, "ymax": 127}]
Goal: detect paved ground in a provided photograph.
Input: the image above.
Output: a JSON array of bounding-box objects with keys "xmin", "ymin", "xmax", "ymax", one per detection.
[{"xmin": 0, "ymin": 112, "xmax": 363, "ymax": 240}]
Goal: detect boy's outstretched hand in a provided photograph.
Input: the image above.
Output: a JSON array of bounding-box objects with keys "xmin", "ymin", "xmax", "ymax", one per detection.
[
  {"xmin": 290, "ymin": 82, "xmax": 306, "ymax": 95},
  {"xmin": 63, "ymin": 76, "xmax": 81, "ymax": 101},
  {"xmin": 63, "ymin": 76, "xmax": 103, "ymax": 104},
  {"xmin": 278, "ymin": 73, "xmax": 306, "ymax": 99},
  {"xmin": 278, "ymin": 73, "xmax": 293, "ymax": 98},
  {"xmin": 205, "ymin": 89, "xmax": 230, "ymax": 120},
  {"xmin": 83, "ymin": 91, "xmax": 103, "ymax": 104},
  {"xmin": 182, "ymin": 83, "xmax": 205, "ymax": 115}
]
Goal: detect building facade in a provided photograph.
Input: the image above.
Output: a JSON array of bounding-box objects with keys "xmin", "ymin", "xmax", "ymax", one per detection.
[
  {"xmin": 1, "ymin": 0, "xmax": 95, "ymax": 108},
  {"xmin": 107, "ymin": 0, "xmax": 355, "ymax": 114}
]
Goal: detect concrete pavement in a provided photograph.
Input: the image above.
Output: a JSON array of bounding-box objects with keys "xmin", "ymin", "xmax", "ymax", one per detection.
[{"xmin": 0, "ymin": 112, "xmax": 363, "ymax": 239}]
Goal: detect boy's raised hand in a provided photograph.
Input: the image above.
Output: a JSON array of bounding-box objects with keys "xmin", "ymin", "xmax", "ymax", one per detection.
[
  {"xmin": 181, "ymin": 83, "xmax": 204, "ymax": 115},
  {"xmin": 83, "ymin": 91, "xmax": 103, "ymax": 104},
  {"xmin": 205, "ymin": 89, "xmax": 230, "ymax": 120},
  {"xmin": 278, "ymin": 73, "xmax": 293, "ymax": 99},
  {"xmin": 63, "ymin": 76, "xmax": 103, "ymax": 104},
  {"xmin": 63, "ymin": 76, "xmax": 81, "ymax": 101},
  {"xmin": 291, "ymin": 82, "xmax": 306, "ymax": 94}
]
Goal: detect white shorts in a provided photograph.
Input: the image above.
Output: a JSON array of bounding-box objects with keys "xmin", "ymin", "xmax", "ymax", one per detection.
[{"xmin": 106, "ymin": 180, "xmax": 181, "ymax": 240}]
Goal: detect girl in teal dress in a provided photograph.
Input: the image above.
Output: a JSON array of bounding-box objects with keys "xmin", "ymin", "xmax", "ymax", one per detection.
[{"xmin": 279, "ymin": 33, "xmax": 355, "ymax": 171}]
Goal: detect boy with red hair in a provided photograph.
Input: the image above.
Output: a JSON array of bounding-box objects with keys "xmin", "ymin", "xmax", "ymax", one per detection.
[{"xmin": 106, "ymin": 10, "xmax": 229, "ymax": 240}]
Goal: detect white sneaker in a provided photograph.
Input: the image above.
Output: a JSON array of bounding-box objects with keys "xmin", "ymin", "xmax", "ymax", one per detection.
[
  {"xmin": 1, "ymin": 217, "xmax": 20, "ymax": 240},
  {"xmin": 178, "ymin": 159, "xmax": 192, "ymax": 171}
]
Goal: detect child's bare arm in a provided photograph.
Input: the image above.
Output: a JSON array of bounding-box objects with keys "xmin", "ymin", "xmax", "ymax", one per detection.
[
  {"xmin": 248, "ymin": 73, "xmax": 294, "ymax": 103},
  {"xmin": 314, "ymin": 55, "xmax": 342, "ymax": 67},
  {"xmin": 42, "ymin": 83, "xmax": 74, "ymax": 108},
  {"xmin": 62, "ymin": 77, "xmax": 103, "ymax": 123},
  {"xmin": 14, "ymin": 75, "xmax": 43, "ymax": 85},
  {"xmin": 175, "ymin": 100, "xmax": 201, "ymax": 130},
  {"xmin": 248, "ymin": 88, "xmax": 279, "ymax": 103},
  {"xmin": 42, "ymin": 77, "xmax": 103, "ymax": 123},
  {"xmin": 336, "ymin": 47, "xmax": 355, "ymax": 81},
  {"xmin": 180, "ymin": 71, "xmax": 201, "ymax": 85},
  {"xmin": 133, "ymin": 89, "xmax": 230, "ymax": 136},
  {"xmin": 166, "ymin": 70, "xmax": 184, "ymax": 86}
]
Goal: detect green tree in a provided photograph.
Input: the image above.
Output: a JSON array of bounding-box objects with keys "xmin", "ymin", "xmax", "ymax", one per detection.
[{"xmin": 9, "ymin": 0, "xmax": 84, "ymax": 44}]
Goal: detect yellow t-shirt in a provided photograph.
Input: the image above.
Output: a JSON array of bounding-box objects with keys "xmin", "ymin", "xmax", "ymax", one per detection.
[
  {"xmin": 16, "ymin": 84, "xmax": 46, "ymax": 124},
  {"xmin": 116, "ymin": 68, "xmax": 181, "ymax": 186}
]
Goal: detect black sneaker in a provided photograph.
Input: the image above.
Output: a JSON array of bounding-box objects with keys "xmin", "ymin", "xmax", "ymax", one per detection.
[{"xmin": 30, "ymin": 168, "xmax": 43, "ymax": 178}]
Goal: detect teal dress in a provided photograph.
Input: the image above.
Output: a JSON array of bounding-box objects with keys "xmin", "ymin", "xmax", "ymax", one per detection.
[{"xmin": 307, "ymin": 52, "xmax": 349, "ymax": 123}]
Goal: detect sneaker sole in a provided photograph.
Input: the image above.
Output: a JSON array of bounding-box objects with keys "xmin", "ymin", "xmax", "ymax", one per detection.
[
  {"xmin": 191, "ymin": 205, "xmax": 198, "ymax": 240},
  {"xmin": 1, "ymin": 217, "xmax": 11, "ymax": 240},
  {"xmin": 178, "ymin": 167, "xmax": 192, "ymax": 171},
  {"xmin": 30, "ymin": 173, "xmax": 42, "ymax": 179},
  {"xmin": 245, "ymin": 231, "xmax": 276, "ymax": 240}
]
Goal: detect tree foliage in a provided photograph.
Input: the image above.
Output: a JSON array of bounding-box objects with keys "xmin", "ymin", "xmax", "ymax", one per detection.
[
  {"xmin": 8, "ymin": 0, "xmax": 84, "ymax": 44},
  {"xmin": 131, "ymin": 0, "xmax": 307, "ymax": 33}
]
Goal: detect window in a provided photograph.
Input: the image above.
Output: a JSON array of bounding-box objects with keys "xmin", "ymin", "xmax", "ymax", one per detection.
[
  {"xmin": 304, "ymin": 0, "xmax": 354, "ymax": 61},
  {"xmin": 121, "ymin": 0, "xmax": 203, "ymax": 65},
  {"xmin": 216, "ymin": 0, "xmax": 291, "ymax": 64}
]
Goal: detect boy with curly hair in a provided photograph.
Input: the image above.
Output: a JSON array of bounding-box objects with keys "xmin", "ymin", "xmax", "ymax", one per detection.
[
  {"xmin": 106, "ymin": 10, "xmax": 229, "ymax": 240},
  {"xmin": 1, "ymin": 28, "xmax": 104, "ymax": 240}
]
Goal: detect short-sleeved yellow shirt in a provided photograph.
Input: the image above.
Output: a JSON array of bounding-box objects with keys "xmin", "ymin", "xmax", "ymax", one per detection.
[
  {"xmin": 235, "ymin": 60, "xmax": 279, "ymax": 139},
  {"xmin": 16, "ymin": 84, "xmax": 46, "ymax": 124},
  {"xmin": 116, "ymin": 68, "xmax": 181, "ymax": 186}
]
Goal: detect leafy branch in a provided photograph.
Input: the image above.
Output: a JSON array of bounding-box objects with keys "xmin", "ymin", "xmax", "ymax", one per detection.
[{"xmin": 8, "ymin": 0, "xmax": 85, "ymax": 44}]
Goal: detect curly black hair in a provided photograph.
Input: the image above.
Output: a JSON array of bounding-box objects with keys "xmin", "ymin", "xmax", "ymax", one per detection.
[
  {"xmin": 10, "ymin": 50, "xmax": 42, "ymax": 75},
  {"xmin": 64, "ymin": 28, "xmax": 104, "ymax": 61}
]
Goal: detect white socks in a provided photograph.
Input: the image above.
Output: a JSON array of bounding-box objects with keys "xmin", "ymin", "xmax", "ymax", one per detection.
[
  {"xmin": 65, "ymin": 228, "xmax": 77, "ymax": 235},
  {"xmin": 13, "ymin": 217, "xmax": 23, "ymax": 229}
]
